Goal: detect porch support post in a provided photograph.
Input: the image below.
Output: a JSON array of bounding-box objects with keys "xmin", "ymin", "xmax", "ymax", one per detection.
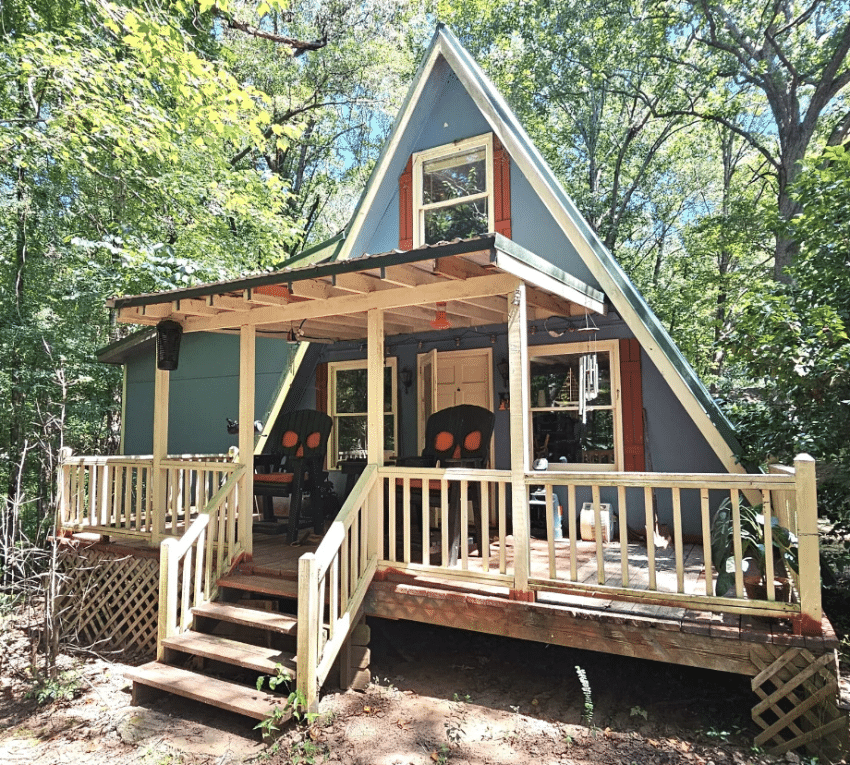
[
  {"xmin": 366, "ymin": 308, "xmax": 385, "ymax": 559},
  {"xmin": 794, "ymin": 453, "xmax": 822, "ymax": 635},
  {"xmin": 507, "ymin": 281, "xmax": 531, "ymax": 594},
  {"xmin": 238, "ymin": 324, "xmax": 256, "ymax": 557},
  {"xmin": 151, "ymin": 362, "xmax": 170, "ymax": 544}
]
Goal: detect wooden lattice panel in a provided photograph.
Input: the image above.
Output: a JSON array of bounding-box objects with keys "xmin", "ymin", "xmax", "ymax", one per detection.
[
  {"xmin": 57, "ymin": 544, "xmax": 159, "ymax": 659},
  {"xmin": 750, "ymin": 644, "xmax": 848, "ymax": 758}
]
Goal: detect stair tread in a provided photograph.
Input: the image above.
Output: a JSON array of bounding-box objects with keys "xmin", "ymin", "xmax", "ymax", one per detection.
[
  {"xmin": 163, "ymin": 631, "xmax": 297, "ymax": 677},
  {"xmin": 193, "ymin": 601, "xmax": 298, "ymax": 635},
  {"xmin": 126, "ymin": 661, "xmax": 289, "ymax": 721},
  {"xmin": 218, "ymin": 572, "xmax": 298, "ymax": 599}
]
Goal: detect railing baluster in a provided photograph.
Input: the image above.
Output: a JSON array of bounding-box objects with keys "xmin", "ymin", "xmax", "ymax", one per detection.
[
  {"xmin": 568, "ymin": 484, "xmax": 577, "ymax": 581},
  {"xmin": 672, "ymin": 487, "xmax": 684, "ymax": 593},
  {"xmin": 618, "ymin": 485, "xmax": 628, "ymax": 587},
  {"xmin": 762, "ymin": 489, "xmax": 775, "ymax": 601},
  {"xmin": 730, "ymin": 488, "xmax": 744, "ymax": 598},
  {"xmin": 180, "ymin": 540, "xmax": 192, "ymax": 631},
  {"xmin": 498, "ymin": 481, "xmax": 506, "ymax": 575},
  {"xmin": 329, "ymin": 556, "xmax": 339, "ymax": 640},
  {"xmin": 340, "ymin": 532, "xmax": 350, "ymax": 613},
  {"xmin": 481, "ymin": 479, "xmax": 490, "ymax": 573},
  {"xmin": 441, "ymin": 479, "xmax": 449, "ymax": 567},
  {"xmin": 460, "ymin": 479, "xmax": 469, "ymax": 570},
  {"xmin": 644, "ymin": 486, "xmax": 656, "ymax": 590},
  {"xmin": 700, "ymin": 488, "xmax": 712, "ymax": 596},
  {"xmin": 546, "ymin": 484, "xmax": 556, "ymax": 579},
  {"xmin": 388, "ymin": 476, "xmax": 397, "ymax": 562},
  {"xmin": 350, "ymin": 514, "xmax": 358, "ymax": 599},
  {"xmin": 422, "ymin": 483, "xmax": 430, "ymax": 567},
  {"xmin": 402, "ymin": 477, "xmax": 411, "ymax": 564},
  {"xmin": 592, "ymin": 484, "xmax": 604, "ymax": 585}
]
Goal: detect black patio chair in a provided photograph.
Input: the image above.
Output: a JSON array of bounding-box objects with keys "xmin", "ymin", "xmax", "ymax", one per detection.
[
  {"xmin": 253, "ymin": 409, "xmax": 332, "ymax": 543},
  {"xmin": 395, "ymin": 404, "xmax": 495, "ymax": 562}
]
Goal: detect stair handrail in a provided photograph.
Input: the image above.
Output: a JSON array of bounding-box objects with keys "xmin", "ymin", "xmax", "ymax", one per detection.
[
  {"xmin": 157, "ymin": 463, "xmax": 247, "ymax": 659},
  {"xmin": 297, "ymin": 464, "xmax": 379, "ymax": 711}
]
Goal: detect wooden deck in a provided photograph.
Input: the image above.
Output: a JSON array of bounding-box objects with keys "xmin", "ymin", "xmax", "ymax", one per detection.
[{"xmin": 241, "ymin": 530, "xmax": 838, "ymax": 659}]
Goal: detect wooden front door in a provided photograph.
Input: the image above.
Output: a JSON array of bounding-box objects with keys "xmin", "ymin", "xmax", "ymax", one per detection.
[{"xmin": 416, "ymin": 348, "xmax": 493, "ymax": 453}]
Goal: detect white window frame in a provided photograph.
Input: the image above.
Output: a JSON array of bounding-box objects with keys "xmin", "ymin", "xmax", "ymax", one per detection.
[
  {"xmin": 527, "ymin": 339, "xmax": 623, "ymax": 472},
  {"xmin": 412, "ymin": 133, "xmax": 494, "ymax": 248},
  {"xmin": 327, "ymin": 357, "xmax": 398, "ymax": 465}
]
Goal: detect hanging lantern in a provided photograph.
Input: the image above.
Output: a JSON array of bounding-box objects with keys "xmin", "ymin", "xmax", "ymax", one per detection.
[
  {"xmin": 430, "ymin": 302, "xmax": 451, "ymax": 330},
  {"xmin": 156, "ymin": 320, "xmax": 183, "ymax": 370}
]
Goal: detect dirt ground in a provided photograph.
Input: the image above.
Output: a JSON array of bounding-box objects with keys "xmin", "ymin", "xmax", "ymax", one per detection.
[{"xmin": 0, "ymin": 605, "xmax": 846, "ymax": 765}]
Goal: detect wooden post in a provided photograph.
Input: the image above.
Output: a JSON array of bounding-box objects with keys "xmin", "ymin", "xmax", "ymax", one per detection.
[
  {"xmin": 794, "ymin": 454, "xmax": 822, "ymax": 635},
  {"xmin": 56, "ymin": 447, "xmax": 72, "ymax": 534},
  {"xmin": 238, "ymin": 324, "xmax": 255, "ymax": 557},
  {"xmin": 157, "ymin": 537, "xmax": 177, "ymax": 660},
  {"xmin": 366, "ymin": 309, "xmax": 385, "ymax": 559},
  {"xmin": 151, "ymin": 363, "xmax": 170, "ymax": 544},
  {"xmin": 507, "ymin": 281, "xmax": 531, "ymax": 595},
  {"xmin": 297, "ymin": 552, "xmax": 320, "ymax": 713}
]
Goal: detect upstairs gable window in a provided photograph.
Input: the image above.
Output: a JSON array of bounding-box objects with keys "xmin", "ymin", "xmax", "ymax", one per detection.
[{"xmin": 413, "ymin": 134, "xmax": 494, "ymax": 247}]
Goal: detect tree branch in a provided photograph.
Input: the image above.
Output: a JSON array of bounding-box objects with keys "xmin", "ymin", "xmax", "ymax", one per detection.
[{"xmin": 224, "ymin": 17, "xmax": 327, "ymax": 56}]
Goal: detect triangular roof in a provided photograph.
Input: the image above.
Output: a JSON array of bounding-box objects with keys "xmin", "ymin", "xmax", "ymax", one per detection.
[{"xmin": 330, "ymin": 24, "xmax": 744, "ymax": 472}]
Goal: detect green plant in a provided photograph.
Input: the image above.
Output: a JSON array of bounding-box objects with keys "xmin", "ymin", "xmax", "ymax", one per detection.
[
  {"xmin": 629, "ymin": 705, "xmax": 648, "ymax": 720},
  {"xmin": 26, "ymin": 669, "xmax": 81, "ymax": 705},
  {"xmin": 574, "ymin": 665, "xmax": 593, "ymax": 726},
  {"xmin": 710, "ymin": 500, "xmax": 798, "ymax": 597}
]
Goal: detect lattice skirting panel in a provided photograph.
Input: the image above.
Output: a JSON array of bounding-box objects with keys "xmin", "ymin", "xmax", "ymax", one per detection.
[
  {"xmin": 750, "ymin": 644, "xmax": 848, "ymax": 759},
  {"xmin": 57, "ymin": 543, "xmax": 159, "ymax": 659}
]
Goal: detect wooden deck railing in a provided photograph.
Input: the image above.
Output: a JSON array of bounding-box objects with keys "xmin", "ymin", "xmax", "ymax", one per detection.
[
  {"xmin": 378, "ymin": 466, "xmax": 513, "ymax": 587},
  {"xmin": 527, "ymin": 455, "xmax": 821, "ymax": 630},
  {"xmin": 297, "ymin": 465, "xmax": 380, "ymax": 712},
  {"xmin": 57, "ymin": 450, "xmax": 241, "ymax": 545},
  {"xmin": 157, "ymin": 464, "xmax": 247, "ymax": 659}
]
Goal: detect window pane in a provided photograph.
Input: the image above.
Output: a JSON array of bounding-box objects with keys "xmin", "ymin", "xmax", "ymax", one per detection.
[
  {"xmin": 422, "ymin": 148, "xmax": 486, "ymax": 204},
  {"xmin": 532, "ymin": 410, "xmax": 614, "ymax": 465},
  {"xmin": 335, "ymin": 368, "xmax": 367, "ymax": 413},
  {"xmin": 424, "ymin": 199, "xmax": 489, "ymax": 244},
  {"xmin": 530, "ymin": 351, "xmax": 611, "ymax": 408},
  {"xmin": 336, "ymin": 416, "xmax": 367, "ymax": 460}
]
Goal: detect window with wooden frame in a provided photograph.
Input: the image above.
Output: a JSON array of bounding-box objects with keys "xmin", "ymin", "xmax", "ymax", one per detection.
[
  {"xmin": 528, "ymin": 339, "xmax": 623, "ymax": 471},
  {"xmin": 327, "ymin": 358, "xmax": 397, "ymax": 465},
  {"xmin": 399, "ymin": 132, "xmax": 511, "ymax": 250}
]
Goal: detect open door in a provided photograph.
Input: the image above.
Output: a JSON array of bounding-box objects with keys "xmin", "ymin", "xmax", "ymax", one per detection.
[{"xmin": 417, "ymin": 348, "xmax": 438, "ymax": 453}]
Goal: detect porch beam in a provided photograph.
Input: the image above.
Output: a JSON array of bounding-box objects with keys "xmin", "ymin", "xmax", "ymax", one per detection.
[
  {"xmin": 494, "ymin": 251, "xmax": 607, "ymax": 316},
  {"xmin": 151, "ymin": 361, "xmax": 169, "ymax": 544},
  {"xmin": 238, "ymin": 324, "xmax": 255, "ymax": 557},
  {"xmin": 508, "ymin": 282, "xmax": 531, "ymax": 593},
  {"xmin": 525, "ymin": 286, "xmax": 587, "ymax": 318},
  {"xmin": 177, "ymin": 273, "xmax": 521, "ymax": 333}
]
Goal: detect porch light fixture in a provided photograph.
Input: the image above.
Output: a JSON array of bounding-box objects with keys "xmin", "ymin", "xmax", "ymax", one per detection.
[
  {"xmin": 400, "ymin": 367, "xmax": 412, "ymax": 394},
  {"xmin": 497, "ymin": 357, "xmax": 509, "ymax": 389},
  {"xmin": 156, "ymin": 320, "xmax": 183, "ymax": 370},
  {"xmin": 430, "ymin": 302, "xmax": 451, "ymax": 330}
]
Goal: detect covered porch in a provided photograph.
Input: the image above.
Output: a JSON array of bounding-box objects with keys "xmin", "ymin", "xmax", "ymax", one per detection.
[{"xmin": 54, "ymin": 234, "xmax": 841, "ymax": 756}]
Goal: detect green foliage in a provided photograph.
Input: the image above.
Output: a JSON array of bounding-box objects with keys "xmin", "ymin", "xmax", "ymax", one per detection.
[
  {"xmin": 26, "ymin": 669, "xmax": 81, "ymax": 705},
  {"xmin": 574, "ymin": 665, "xmax": 593, "ymax": 726},
  {"xmin": 724, "ymin": 145, "xmax": 850, "ymax": 525},
  {"xmin": 710, "ymin": 501, "xmax": 798, "ymax": 597}
]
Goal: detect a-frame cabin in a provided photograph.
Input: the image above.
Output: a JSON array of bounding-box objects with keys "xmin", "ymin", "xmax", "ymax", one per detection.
[{"xmin": 56, "ymin": 26, "xmax": 845, "ymax": 758}]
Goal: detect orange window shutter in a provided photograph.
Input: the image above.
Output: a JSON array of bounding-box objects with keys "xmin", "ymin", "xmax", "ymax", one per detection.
[
  {"xmin": 399, "ymin": 156, "xmax": 414, "ymax": 250},
  {"xmin": 315, "ymin": 363, "xmax": 328, "ymax": 414},
  {"xmin": 493, "ymin": 135, "xmax": 512, "ymax": 239},
  {"xmin": 619, "ymin": 338, "xmax": 645, "ymax": 471}
]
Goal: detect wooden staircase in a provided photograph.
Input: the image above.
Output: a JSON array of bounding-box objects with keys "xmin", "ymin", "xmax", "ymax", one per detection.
[{"xmin": 126, "ymin": 573, "xmax": 304, "ymax": 725}]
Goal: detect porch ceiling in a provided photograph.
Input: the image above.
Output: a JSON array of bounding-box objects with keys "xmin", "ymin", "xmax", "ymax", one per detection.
[{"xmin": 108, "ymin": 234, "xmax": 607, "ymax": 341}]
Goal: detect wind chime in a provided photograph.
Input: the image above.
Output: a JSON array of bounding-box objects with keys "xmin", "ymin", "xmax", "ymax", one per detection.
[{"xmin": 577, "ymin": 312, "xmax": 599, "ymax": 423}]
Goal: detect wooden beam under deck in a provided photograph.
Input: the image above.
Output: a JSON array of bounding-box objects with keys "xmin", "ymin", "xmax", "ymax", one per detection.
[{"xmin": 362, "ymin": 577, "xmax": 838, "ymax": 678}]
